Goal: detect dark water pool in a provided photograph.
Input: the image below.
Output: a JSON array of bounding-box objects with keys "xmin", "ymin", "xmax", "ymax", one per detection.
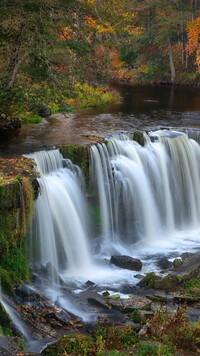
[{"xmin": 0, "ymin": 84, "xmax": 200, "ymax": 156}]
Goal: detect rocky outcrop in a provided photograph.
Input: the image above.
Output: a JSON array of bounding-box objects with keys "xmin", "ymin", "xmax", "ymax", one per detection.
[{"xmin": 110, "ymin": 255, "xmax": 142, "ymax": 271}]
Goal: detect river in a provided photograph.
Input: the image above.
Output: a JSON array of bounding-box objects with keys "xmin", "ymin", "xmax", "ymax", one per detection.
[{"xmin": 0, "ymin": 84, "xmax": 200, "ymax": 156}]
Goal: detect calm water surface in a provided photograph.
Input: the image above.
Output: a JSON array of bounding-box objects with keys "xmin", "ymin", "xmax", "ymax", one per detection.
[{"xmin": 0, "ymin": 84, "xmax": 200, "ymax": 156}]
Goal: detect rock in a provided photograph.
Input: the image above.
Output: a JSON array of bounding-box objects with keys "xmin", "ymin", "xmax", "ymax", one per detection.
[
  {"xmin": 173, "ymin": 258, "xmax": 183, "ymax": 269},
  {"xmin": 102, "ymin": 291, "xmax": 110, "ymax": 297},
  {"xmin": 85, "ymin": 280, "xmax": 95, "ymax": 287},
  {"xmin": 14, "ymin": 284, "xmax": 41, "ymax": 301},
  {"xmin": 137, "ymin": 272, "xmax": 162, "ymax": 289},
  {"xmin": 107, "ymin": 295, "xmax": 151, "ymax": 313},
  {"xmin": 173, "ymin": 295, "xmax": 200, "ymax": 305},
  {"xmin": 176, "ymin": 252, "xmax": 200, "ymax": 279},
  {"xmin": 87, "ymin": 297, "xmax": 110, "ymax": 310},
  {"xmin": 110, "ymin": 255, "xmax": 142, "ymax": 271},
  {"xmin": 158, "ymin": 274, "xmax": 180, "ymax": 291},
  {"xmin": 44, "ymin": 309, "xmax": 71, "ymax": 327},
  {"xmin": 0, "ymin": 302, "xmax": 11, "ymax": 328},
  {"xmin": 156, "ymin": 257, "xmax": 172, "ymax": 270},
  {"xmin": 181, "ymin": 265, "xmax": 200, "ymax": 282}
]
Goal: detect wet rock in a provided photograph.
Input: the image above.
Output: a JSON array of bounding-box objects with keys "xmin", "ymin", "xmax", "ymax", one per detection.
[
  {"xmin": 14, "ymin": 284, "xmax": 41, "ymax": 301},
  {"xmin": 173, "ymin": 258, "xmax": 183, "ymax": 269},
  {"xmin": 173, "ymin": 295, "xmax": 200, "ymax": 305},
  {"xmin": 156, "ymin": 257, "xmax": 172, "ymax": 270},
  {"xmin": 110, "ymin": 255, "xmax": 142, "ymax": 271},
  {"xmin": 85, "ymin": 280, "xmax": 95, "ymax": 287},
  {"xmin": 158, "ymin": 274, "xmax": 180, "ymax": 291},
  {"xmin": 107, "ymin": 295, "xmax": 151, "ymax": 313},
  {"xmin": 36, "ymin": 262, "xmax": 64, "ymax": 285},
  {"xmin": 176, "ymin": 252, "xmax": 200, "ymax": 280},
  {"xmin": 134, "ymin": 274, "xmax": 144, "ymax": 280},
  {"xmin": 137, "ymin": 272, "xmax": 162, "ymax": 289},
  {"xmin": 44, "ymin": 309, "xmax": 71, "ymax": 327},
  {"xmin": 102, "ymin": 291, "xmax": 110, "ymax": 297},
  {"xmin": 87, "ymin": 296, "xmax": 110, "ymax": 310},
  {"xmin": 0, "ymin": 302, "xmax": 11, "ymax": 328},
  {"xmin": 0, "ymin": 336, "xmax": 22, "ymax": 355}
]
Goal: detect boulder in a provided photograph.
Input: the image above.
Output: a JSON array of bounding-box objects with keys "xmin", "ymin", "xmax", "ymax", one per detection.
[
  {"xmin": 157, "ymin": 274, "xmax": 180, "ymax": 291},
  {"xmin": 137, "ymin": 272, "xmax": 162, "ymax": 289},
  {"xmin": 156, "ymin": 257, "xmax": 172, "ymax": 270},
  {"xmin": 110, "ymin": 255, "xmax": 142, "ymax": 271},
  {"xmin": 173, "ymin": 258, "xmax": 183, "ymax": 269}
]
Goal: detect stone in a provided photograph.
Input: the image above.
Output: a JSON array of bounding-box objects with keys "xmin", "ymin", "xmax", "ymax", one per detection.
[
  {"xmin": 158, "ymin": 274, "xmax": 180, "ymax": 291},
  {"xmin": 137, "ymin": 272, "xmax": 162, "ymax": 289},
  {"xmin": 173, "ymin": 258, "xmax": 183, "ymax": 269},
  {"xmin": 156, "ymin": 257, "xmax": 172, "ymax": 270},
  {"xmin": 110, "ymin": 255, "xmax": 142, "ymax": 271}
]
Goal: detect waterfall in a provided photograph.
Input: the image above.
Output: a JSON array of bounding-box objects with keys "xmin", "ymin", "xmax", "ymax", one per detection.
[
  {"xmin": 26, "ymin": 130, "xmax": 200, "ymax": 282},
  {"xmin": 90, "ymin": 130, "xmax": 200, "ymax": 251},
  {"xmin": 26, "ymin": 150, "xmax": 92, "ymax": 284}
]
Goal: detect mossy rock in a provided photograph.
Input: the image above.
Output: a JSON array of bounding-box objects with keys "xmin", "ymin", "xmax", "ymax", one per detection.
[
  {"xmin": 0, "ymin": 302, "xmax": 11, "ymax": 328},
  {"xmin": 137, "ymin": 272, "xmax": 162, "ymax": 289},
  {"xmin": 0, "ymin": 174, "xmax": 35, "ymax": 290},
  {"xmin": 173, "ymin": 258, "xmax": 183, "ymax": 269},
  {"xmin": 157, "ymin": 274, "xmax": 180, "ymax": 291},
  {"xmin": 59, "ymin": 144, "xmax": 90, "ymax": 181}
]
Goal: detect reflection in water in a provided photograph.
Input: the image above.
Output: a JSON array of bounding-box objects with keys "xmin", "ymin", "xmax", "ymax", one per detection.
[{"xmin": 0, "ymin": 84, "xmax": 200, "ymax": 156}]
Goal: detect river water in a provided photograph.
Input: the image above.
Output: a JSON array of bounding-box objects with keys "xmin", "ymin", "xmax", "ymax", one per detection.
[{"xmin": 0, "ymin": 84, "xmax": 200, "ymax": 156}]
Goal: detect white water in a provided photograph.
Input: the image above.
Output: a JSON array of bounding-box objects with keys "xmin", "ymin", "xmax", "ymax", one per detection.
[
  {"xmin": 0, "ymin": 295, "xmax": 30, "ymax": 340},
  {"xmin": 23, "ymin": 131, "xmax": 200, "ymax": 320},
  {"xmin": 27, "ymin": 150, "xmax": 92, "ymax": 285},
  {"xmin": 90, "ymin": 130, "xmax": 200, "ymax": 256}
]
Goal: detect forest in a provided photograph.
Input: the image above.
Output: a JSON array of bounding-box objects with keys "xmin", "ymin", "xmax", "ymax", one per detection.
[{"xmin": 0, "ymin": 0, "xmax": 200, "ymax": 125}]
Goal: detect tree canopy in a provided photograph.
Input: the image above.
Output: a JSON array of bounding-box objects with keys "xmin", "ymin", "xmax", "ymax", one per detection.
[{"xmin": 0, "ymin": 0, "xmax": 200, "ymax": 119}]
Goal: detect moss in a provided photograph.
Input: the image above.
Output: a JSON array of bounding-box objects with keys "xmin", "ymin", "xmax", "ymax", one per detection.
[
  {"xmin": 138, "ymin": 272, "xmax": 162, "ymax": 289},
  {"xmin": 0, "ymin": 162, "xmax": 37, "ymax": 291},
  {"xmin": 0, "ymin": 302, "xmax": 12, "ymax": 329},
  {"xmin": 157, "ymin": 274, "xmax": 180, "ymax": 292},
  {"xmin": 59, "ymin": 144, "xmax": 90, "ymax": 181}
]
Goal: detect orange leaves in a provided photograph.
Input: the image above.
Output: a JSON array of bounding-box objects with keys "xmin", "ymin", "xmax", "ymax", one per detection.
[
  {"xmin": 110, "ymin": 50, "xmax": 124, "ymax": 70},
  {"xmin": 84, "ymin": 15, "xmax": 97, "ymax": 29},
  {"xmin": 187, "ymin": 17, "xmax": 200, "ymax": 55},
  {"xmin": 187, "ymin": 16, "xmax": 200, "ymax": 70},
  {"xmin": 60, "ymin": 26, "xmax": 73, "ymax": 41}
]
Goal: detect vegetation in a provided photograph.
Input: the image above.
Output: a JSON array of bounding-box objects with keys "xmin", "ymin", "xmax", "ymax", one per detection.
[
  {"xmin": 0, "ymin": 0, "xmax": 199, "ymax": 126},
  {"xmin": 0, "ymin": 157, "xmax": 38, "ymax": 290},
  {"xmin": 42, "ymin": 305, "xmax": 200, "ymax": 355}
]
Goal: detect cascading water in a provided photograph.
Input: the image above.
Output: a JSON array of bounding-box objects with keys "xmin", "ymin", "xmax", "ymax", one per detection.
[
  {"xmin": 90, "ymin": 130, "xmax": 200, "ymax": 254},
  {"xmin": 26, "ymin": 150, "xmax": 92, "ymax": 285},
  {"xmin": 25, "ymin": 130, "xmax": 200, "ymax": 290}
]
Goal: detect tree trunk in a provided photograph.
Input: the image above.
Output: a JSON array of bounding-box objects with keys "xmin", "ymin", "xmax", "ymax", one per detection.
[{"xmin": 168, "ymin": 38, "xmax": 176, "ymax": 83}]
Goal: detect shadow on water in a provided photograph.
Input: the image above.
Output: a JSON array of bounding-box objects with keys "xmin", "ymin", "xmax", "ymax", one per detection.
[{"xmin": 0, "ymin": 84, "xmax": 200, "ymax": 156}]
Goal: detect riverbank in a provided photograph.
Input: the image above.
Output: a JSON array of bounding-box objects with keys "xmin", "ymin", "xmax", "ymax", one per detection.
[
  {"xmin": 0, "ymin": 83, "xmax": 120, "ymax": 132},
  {"xmin": 0, "ymin": 250, "xmax": 200, "ymax": 355}
]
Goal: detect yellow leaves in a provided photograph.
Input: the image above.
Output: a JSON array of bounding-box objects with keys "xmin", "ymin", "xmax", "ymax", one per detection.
[
  {"xmin": 110, "ymin": 50, "xmax": 123, "ymax": 69},
  {"xmin": 187, "ymin": 18, "xmax": 200, "ymax": 54},
  {"xmin": 84, "ymin": 15, "xmax": 97, "ymax": 29},
  {"xmin": 187, "ymin": 16, "xmax": 200, "ymax": 71},
  {"xmin": 97, "ymin": 23, "xmax": 115, "ymax": 34},
  {"xmin": 60, "ymin": 26, "xmax": 73, "ymax": 41},
  {"xmin": 124, "ymin": 25, "xmax": 143, "ymax": 36}
]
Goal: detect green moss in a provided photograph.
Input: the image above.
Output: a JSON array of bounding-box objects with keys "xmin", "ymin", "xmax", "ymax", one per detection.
[
  {"xmin": 42, "ymin": 334, "xmax": 105, "ymax": 356},
  {"xmin": 181, "ymin": 278, "xmax": 200, "ymax": 297},
  {"xmin": 59, "ymin": 144, "xmax": 90, "ymax": 181},
  {"xmin": 0, "ymin": 175, "xmax": 35, "ymax": 291},
  {"xmin": 135, "ymin": 341, "xmax": 174, "ymax": 355}
]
